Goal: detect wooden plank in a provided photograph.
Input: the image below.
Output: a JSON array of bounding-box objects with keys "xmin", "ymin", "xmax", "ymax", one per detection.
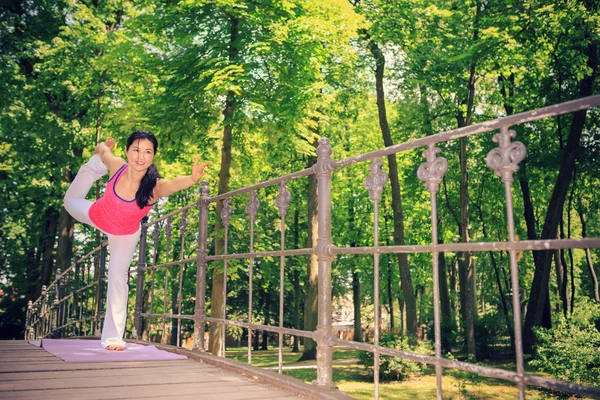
[
  {"xmin": 2, "ymin": 381, "xmax": 293, "ymax": 400},
  {"xmin": 0, "ymin": 364, "xmax": 212, "ymax": 382},
  {"xmin": 0, "ymin": 360, "xmax": 192, "ymax": 373}
]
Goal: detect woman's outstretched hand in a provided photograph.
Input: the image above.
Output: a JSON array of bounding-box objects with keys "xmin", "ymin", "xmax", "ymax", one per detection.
[{"xmin": 192, "ymin": 157, "xmax": 210, "ymax": 183}]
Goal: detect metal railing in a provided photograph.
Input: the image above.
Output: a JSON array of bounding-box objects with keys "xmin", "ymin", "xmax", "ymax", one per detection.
[
  {"xmin": 27, "ymin": 95, "xmax": 600, "ymax": 399},
  {"xmin": 26, "ymin": 237, "xmax": 110, "ymax": 340}
]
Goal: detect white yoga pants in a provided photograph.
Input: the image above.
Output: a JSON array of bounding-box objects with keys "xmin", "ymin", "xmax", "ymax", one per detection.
[{"xmin": 64, "ymin": 154, "xmax": 140, "ymax": 349}]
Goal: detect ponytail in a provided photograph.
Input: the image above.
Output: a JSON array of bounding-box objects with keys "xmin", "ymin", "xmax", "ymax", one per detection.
[
  {"xmin": 136, "ymin": 163, "xmax": 161, "ymax": 208},
  {"xmin": 126, "ymin": 130, "xmax": 161, "ymax": 208}
]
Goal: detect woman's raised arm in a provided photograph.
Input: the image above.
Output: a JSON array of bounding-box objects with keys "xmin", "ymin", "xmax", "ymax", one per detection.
[{"xmin": 154, "ymin": 157, "xmax": 209, "ymax": 199}]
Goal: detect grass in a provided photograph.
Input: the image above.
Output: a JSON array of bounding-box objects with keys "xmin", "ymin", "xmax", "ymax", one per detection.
[{"xmin": 224, "ymin": 346, "xmax": 589, "ymax": 399}]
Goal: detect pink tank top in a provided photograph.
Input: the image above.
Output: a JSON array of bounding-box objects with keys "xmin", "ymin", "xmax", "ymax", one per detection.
[{"xmin": 89, "ymin": 164, "xmax": 154, "ymax": 235}]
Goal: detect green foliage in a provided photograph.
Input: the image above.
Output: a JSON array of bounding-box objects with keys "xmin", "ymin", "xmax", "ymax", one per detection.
[
  {"xmin": 531, "ymin": 315, "xmax": 600, "ymax": 388},
  {"xmin": 447, "ymin": 354, "xmax": 482, "ymax": 400},
  {"xmin": 474, "ymin": 312, "xmax": 509, "ymax": 360},
  {"xmin": 357, "ymin": 334, "xmax": 428, "ymax": 382}
]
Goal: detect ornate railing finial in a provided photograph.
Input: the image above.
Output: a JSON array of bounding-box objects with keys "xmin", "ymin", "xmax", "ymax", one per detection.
[
  {"xmin": 166, "ymin": 217, "xmax": 173, "ymax": 240},
  {"xmin": 199, "ymin": 180, "xmax": 210, "ymax": 201},
  {"xmin": 417, "ymin": 144, "xmax": 448, "ymax": 193},
  {"xmin": 364, "ymin": 158, "xmax": 388, "ymax": 202},
  {"xmin": 221, "ymin": 198, "xmax": 233, "ymax": 227},
  {"xmin": 180, "ymin": 209, "xmax": 188, "ymax": 232},
  {"xmin": 486, "ymin": 126, "xmax": 526, "ymax": 183},
  {"xmin": 246, "ymin": 191, "xmax": 260, "ymax": 222},
  {"xmin": 275, "ymin": 182, "xmax": 292, "ymax": 217}
]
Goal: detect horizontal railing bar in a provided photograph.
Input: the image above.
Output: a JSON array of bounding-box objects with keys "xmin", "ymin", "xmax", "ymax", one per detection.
[
  {"xmin": 143, "ymin": 258, "xmax": 195, "ymax": 271},
  {"xmin": 138, "ymin": 313, "xmax": 315, "ymax": 339},
  {"xmin": 141, "ymin": 239, "xmax": 600, "ymax": 267},
  {"xmin": 78, "ymin": 243, "xmax": 106, "ymax": 262},
  {"xmin": 334, "ymin": 238, "xmax": 600, "ymax": 256},
  {"xmin": 326, "ymin": 336, "xmax": 600, "ymax": 398},
  {"xmin": 203, "ymin": 317, "xmax": 315, "ymax": 339},
  {"xmin": 28, "ymin": 244, "xmax": 106, "ymax": 308},
  {"xmin": 332, "ymin": 95, "xmax": 600, "ymax": 169},
  {"xmin": 208, "ymin": 168, "xmax": 315, "ymax": 203},
  {"xmin": 140, "ymin": 313, "xmax": 195, "ymax": 320},
  {"xmin": 206, "ymin": 248, "xmax": 313, "ymax": 262},
  {"xmin": 144, "ymin": 202, "xmax": 198, "ymax": 227}
]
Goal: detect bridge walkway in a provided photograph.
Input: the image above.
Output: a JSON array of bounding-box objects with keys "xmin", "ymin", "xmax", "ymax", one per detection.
[{"xmin": 0, "ymin": 340, "xmax": 335, "ymax": 400}]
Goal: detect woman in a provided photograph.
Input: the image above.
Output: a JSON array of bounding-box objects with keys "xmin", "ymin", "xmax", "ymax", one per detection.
[{"xmin": 64, "ymin": 130, "xmax": 209, "ymax": 350}]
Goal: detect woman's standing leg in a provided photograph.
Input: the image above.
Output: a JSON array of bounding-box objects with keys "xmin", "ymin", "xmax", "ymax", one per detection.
[
  {"xmin": 101, "ymin": 231, "xmax": 140, "ymax": 349},
  {"xmin": 63, "ymin": 154, "xmax": 108, "ymax": 225}
]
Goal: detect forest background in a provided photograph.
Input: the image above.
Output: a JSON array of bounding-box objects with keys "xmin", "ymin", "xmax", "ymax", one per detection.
[{"xmin": 1, "ymin": 0, "xmax": 599, "ymax": 390}]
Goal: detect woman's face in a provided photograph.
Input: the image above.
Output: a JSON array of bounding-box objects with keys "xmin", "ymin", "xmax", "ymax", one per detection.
[{"xmin": 126, "ymin": 139, "xmax": 155, "ymax": 172}]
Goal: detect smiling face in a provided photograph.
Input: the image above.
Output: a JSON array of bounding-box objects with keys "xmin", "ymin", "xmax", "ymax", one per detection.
[{"xmin": 126, "ymin": 139, "xmax": 155, "ymax": 172}]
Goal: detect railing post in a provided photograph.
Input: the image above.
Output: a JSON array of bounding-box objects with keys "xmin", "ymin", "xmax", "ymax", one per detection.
[
  {"xmin": 59, "ymin": 271, "xmax": 67, "ymax": 337},
  {"xmin": 25, "ymin": 300, "xmax": 32, "ymax": 340},
  {"xmin": 134, "ymin": 217, "xmax": 149, "ymax": 339},
  {"xmin": 40, "ymin": 285, "xmax": 47, "ymax": 338},
  {"xmin": 313, "ymin": 138, "xmax": 336, "ymax": 389},
  {"xmin": 486, "ymin": 127, "xmax": 527, "ymax": 400},
  {"xmin": 73, "ymin": 253, "xmax": 81, "ymax": 336},
  {"xmin": 51, "ymin": 298, "xmax": 59, "ymax": 337},
  {"xmin": 194, "ymin": 181, "xmax": 210, "ymax": 351},
  {"xmin": 418, "ymin": 144, "xmax": 449, "ymax": 400},
  {"xmin": 55, "ymin": 269, "xmax": 62, "ymax": 338},
  {"xmin": 94, "ymin": 236, "xmax": 108, "ymax": 336}
]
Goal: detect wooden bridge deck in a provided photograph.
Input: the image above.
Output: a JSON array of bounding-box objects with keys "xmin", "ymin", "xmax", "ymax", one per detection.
[{"xmin": 0, "ymin": 341, "xmax": 313, "ymax": 400}]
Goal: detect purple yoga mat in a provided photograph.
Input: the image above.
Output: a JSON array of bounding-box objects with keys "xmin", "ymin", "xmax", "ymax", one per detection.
[{"xmin": 28, "ymin": 339, "xmax": 187, "ymax": 363}]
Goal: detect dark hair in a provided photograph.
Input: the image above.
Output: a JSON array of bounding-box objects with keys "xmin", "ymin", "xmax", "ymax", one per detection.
[{"xmin": 126, "ymin": 130, "xmax": 161, "ymax": 209}]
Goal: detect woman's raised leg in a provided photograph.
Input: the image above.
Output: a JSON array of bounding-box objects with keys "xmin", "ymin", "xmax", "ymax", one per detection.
[{"xmin": 63, "ymin": 154, "xmax": 108, "ymax": 225}]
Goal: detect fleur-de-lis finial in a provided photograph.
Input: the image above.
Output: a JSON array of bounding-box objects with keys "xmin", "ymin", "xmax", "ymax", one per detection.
[
  {"xmin": 364, "ymin": 158, "xmax": 388, "ymax": 202},
  {"xmin": 166, "ymin": 217, "xmax": 173, "ymax": 240},
  {"xmin": 486, "ymin": 126, "xmax": 526, "ymax": 183},
  {"xmin": 417, "ymin": 144, "xmax": 448, "ymax": 193},
  {"xmin": 275, "ymin": 182, "xmax": 292, "ymax": 217},
  {"xmin": 180, "ymin": 209, "xmax": 188, "ymax": 233},
  {"xmin": 221, "ymin": 198, "xmax": 233, "ymax": 227},
  {"xmin": 153, "ymin": 223, "xmax": 160, "ymax": 245},
  {"xmin": 246, "ymin": 191, "xmax": 260, "ymax": 222}
]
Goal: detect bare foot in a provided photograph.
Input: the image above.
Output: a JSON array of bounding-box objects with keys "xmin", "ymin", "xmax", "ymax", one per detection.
[
  {"xmin": 94, "ymin": 138, "xmax": 116, "ymax": 155},
  {"xmin": 106, "ymin": 345, "xmax": 125, "ymax": 351}
]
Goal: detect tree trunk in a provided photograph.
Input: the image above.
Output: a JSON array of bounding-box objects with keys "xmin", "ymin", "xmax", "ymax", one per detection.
[
  {"xmin": 457, "ymin": 130, "xmax": 476, "ymax": 361},
  {"xmin": 387, "ymin": 261, "xmax": 394, "ymax": 331},
  {"xmin": 171, "ymin": 274, "xmax": 179, "ymax": 346},
  {"xmin": 56, "ymin": 207, "xmax": 74, "ymax": 273},
  {"xmin": 299, "ymin": 147, "xmax": 319, "ymax": 361},
  {"xmin": 523, "ymin": 38, "xmax": 598, "ymax": 354},
  {"xmin": 56, "ymin": 158, "xmax": 79, "ymax": 275},
  {"xmin": 348, "ymin": 197, "xmax": 363, "ymax": 342},
  {"xmin": 453, "ymin": 0, "xmax": 481, "ymax": 360},
  {"xmin": 578, "ymin": 209, "xmax": 600, "ymax": 301},
  {"xmin": 567, "ymin": 170, "xmax": 576, "ymax": 315},
  {"xmin": 209, "ymin": 16, "xmax": 238, "ymax": 357},
  {"xmin": 261, "ymin": 288, "xmax": 271, "ymax": 350},
  {"xmin": 559, "ymin": 223, "xmax": 570, "ymax": 317},
  {"xmin": 366, "ymin": 37, "xmax": 417, "ymax": 336},
  {"xmin": 553, "ymin": 249, "xmax": 564, "ymax": 313},
  {"xmin": 420, "ymin": 85, "xmax": 453, "ymax": 338},
  {"xmin": 38, "ymin": 206, "xmax": 60, "ymax": 293},
  {"xmin": 398, "ymin": 296, "xmax": 405, "ymax": 336}
]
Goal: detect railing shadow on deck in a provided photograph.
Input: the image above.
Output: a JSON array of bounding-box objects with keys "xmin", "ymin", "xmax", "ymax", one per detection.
[{"xmin": 27, "ymin": 95, "xmax": 600, "ymax": 400}]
